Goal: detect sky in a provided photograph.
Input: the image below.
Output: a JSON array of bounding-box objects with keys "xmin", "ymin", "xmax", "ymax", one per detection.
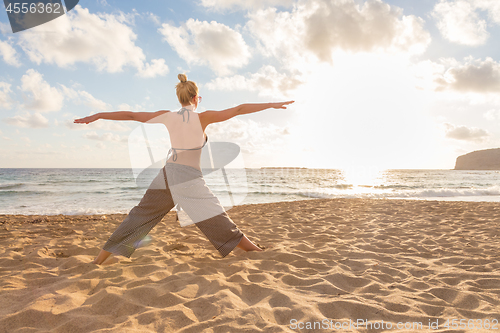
[{"xmin": 1, "ymin": 0, "xmax": 500, "ymax": 170}]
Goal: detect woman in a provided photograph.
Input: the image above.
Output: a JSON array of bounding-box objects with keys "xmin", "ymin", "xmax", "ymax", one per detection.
[{"xmin": 74, "ymin": 74, "xmax": 294, "ymax": 265}]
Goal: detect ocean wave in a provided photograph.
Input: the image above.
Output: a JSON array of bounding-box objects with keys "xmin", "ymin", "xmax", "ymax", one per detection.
[
  {"xmin": 0, "ymin": 190, "xmax": 51, "ymax": 196},
  {"xmin": 114, "ymin": 186, "xmax": 147, "ymax": 190},
  {"xmin": 399, "ymin": 187, "xmax": 500, "ymax": 198},
  {"xmin": 293, "ymin": 186, "xmax": 500, "ymax": 200},
  {"xmin": 0, "ymin": 183, "xmax": 24, "ymax": 190},
  {"xmin": 0, "ymin": 208, "xmax": 131, "ymax": 215}
]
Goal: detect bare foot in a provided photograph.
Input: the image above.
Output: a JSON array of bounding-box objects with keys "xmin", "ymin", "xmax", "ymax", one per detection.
[
  {"xmin": 237, "ymin": 235, "xmax": 263, "ymax": 252},
  {"xmin": 92, "ymin": 249, "xmax": 113, "ymax": 265},
  {"xmin": 101, "ymin": 256, "xmax": 119, "ymax": 266},
  {"xmin": 93, "ymin": 255, "xmax": 119, "ymax": 266}
]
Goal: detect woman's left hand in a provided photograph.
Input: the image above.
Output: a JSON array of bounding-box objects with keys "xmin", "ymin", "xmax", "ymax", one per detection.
[
  {"xmin": 272, "ymin": 101, "xmax": 295, "ymax": 109},
  {"xmin": 74, "ymin": 114, "xmax": 99, "ymax": 124}
]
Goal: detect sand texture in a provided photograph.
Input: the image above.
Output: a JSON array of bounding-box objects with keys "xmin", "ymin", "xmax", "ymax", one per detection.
[{"xmin": 0, "ymin": 198, "xmax": 499, "ymax": 332}]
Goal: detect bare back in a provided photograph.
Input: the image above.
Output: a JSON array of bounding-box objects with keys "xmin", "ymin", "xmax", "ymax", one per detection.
[{"xmin": 149, "ymin": 105, "xmax": 207, "ymax": 170}]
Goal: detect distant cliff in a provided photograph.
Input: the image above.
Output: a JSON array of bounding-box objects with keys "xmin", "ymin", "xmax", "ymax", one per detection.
[{"xmin": 455, "ymin": 148, "xmax": 500, "ymax": 170}]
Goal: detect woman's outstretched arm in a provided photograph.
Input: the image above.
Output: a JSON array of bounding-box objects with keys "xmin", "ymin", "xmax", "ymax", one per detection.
[
  {"xmin": 200, "ymin": 101, "xmax": 294, "ymax": 126},
  {"xmin": 73, "ymin": 110, "xmax": 169, "ymax": 124},
  {"xmin": 238, "ymin": 101, "xmax": 294, "ymax": 115}
]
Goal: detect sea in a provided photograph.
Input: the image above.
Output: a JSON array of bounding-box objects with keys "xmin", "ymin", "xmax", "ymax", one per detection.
[{"xmin": 2, "ymin": 168, "xmax": 500, "ymax": 215}]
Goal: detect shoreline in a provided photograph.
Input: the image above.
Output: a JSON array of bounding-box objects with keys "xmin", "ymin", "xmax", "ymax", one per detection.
[{"xmin": 3, "ymin": 196, "xmax": 500, "ymax": 217}]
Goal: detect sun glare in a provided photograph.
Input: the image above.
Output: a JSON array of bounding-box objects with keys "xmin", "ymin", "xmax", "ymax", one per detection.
[
  {"xmin": 291, "ymin": 50, "xmax": 442, "ymax": 169},
  {"xmin": 340, "ymin": 166, "xmax": 385, "ymax": 187}
]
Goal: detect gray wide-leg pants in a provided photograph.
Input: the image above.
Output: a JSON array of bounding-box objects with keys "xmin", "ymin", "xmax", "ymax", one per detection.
[{"xmin": 102, "ymin": 163, "xmax": 244, "ymax": 258}]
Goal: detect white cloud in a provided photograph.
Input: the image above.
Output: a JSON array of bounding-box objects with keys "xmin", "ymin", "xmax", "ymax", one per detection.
[
  {"xmin": 20, "ymin": 69, "xmax": 64, "ymax": 112},
  {"xmin": 475, "ymin": 0, "xmax": 500, "ymax": 23},
  {"xmin": 3, "ymin": 112, "xmax": 49, "ymax": 128},
  {"xmin": 147, "ymin": 12, "xmax": 161, "ymax": 25},
  {"xmin": 0, "ymin": 82, "xmax": 14, "ymax": 109},
  {"xmin": 159, "ymin": 19, "xmax": 251, "ymax": 75},
  {"xmin": 246, "ymin": 0, "xmax": 430, "ymax": 69},
  {"xmin": 0, "ymin": 22, "xmax": 10, "ymax": 34},
  {"xmin": 411, "ymin": 60, "xmax": 447, "ymax": 91},
  {"xmin": 431, "ymin": 0, "xmax": 499, "ymax": 46},
  {"xmin": 419, "ymin": 57, "xmax": 500, "ymax": 93},
  {"xmin": 76, "ymin": 91, "xmax": 110, "ymax": 110},
  {"xmin": 136, "ymin": 58, "xmax": 169, "ymax": 78},
  {"xmin": 15, "ymin": 70, "xmax": 115, "ymax": 113},
  {"xmin": 17, "ymin": 5, "xmax": 168, "ymax": 77},
  {"xmin": 483, "ymin": 109, "xmax": 500, "ymax": 121},
  {"xmin": 200, "ymin": 0, "xmax": 293, "ymax": 10},
  {"xmin": 118, "ymin": 103, "xmax": 132, "ymax": 110},
  {"xmin": 0, "ymin": 40, "xmax": 21, "ymax": 66},
  {"xmin": 117, "ymin": 103, "xmax": 146, "ymax": 111},
  {"xmin": 444, "ymin": 123, "xmax": 490, "ymax": 142},
  {"xmin": 206, "ymin": 65, "xmax": 302, "ymax": 97},
  {"xmin": 83, "ymin": 131, "xmax": 127, "ymax": 142},
  {"xmin": 447, "ymin": 58, "xmax": 500, "ymax": 93},
  {"xmin": 60, "ymin": 85, "xmax": 111, "ymax": 110}
]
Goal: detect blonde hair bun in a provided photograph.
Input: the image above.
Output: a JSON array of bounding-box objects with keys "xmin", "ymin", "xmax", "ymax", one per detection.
[{"xmin": 175, "ymin": 74, "xmax": 198, "ymax": 105}]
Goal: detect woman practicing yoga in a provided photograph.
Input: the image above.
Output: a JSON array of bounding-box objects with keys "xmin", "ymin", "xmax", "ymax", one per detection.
[{"xmin": 74, "ymin": 73, "xmax": 294, "ymax": 265}]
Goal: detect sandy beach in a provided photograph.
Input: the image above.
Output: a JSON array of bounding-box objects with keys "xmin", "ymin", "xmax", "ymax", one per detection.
[{"xmin": 0, "ymin": 198, "xmax": 499, "ymax": 332}]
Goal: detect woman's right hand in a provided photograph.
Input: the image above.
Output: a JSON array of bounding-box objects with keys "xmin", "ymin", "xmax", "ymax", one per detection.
[
  {"xmin": 73, "ymin": 114, "xmax": 99, "ymax": 124},
  {"xmin": 271, "ymin": 101, "xmax": 295, "ymax": 109}
]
